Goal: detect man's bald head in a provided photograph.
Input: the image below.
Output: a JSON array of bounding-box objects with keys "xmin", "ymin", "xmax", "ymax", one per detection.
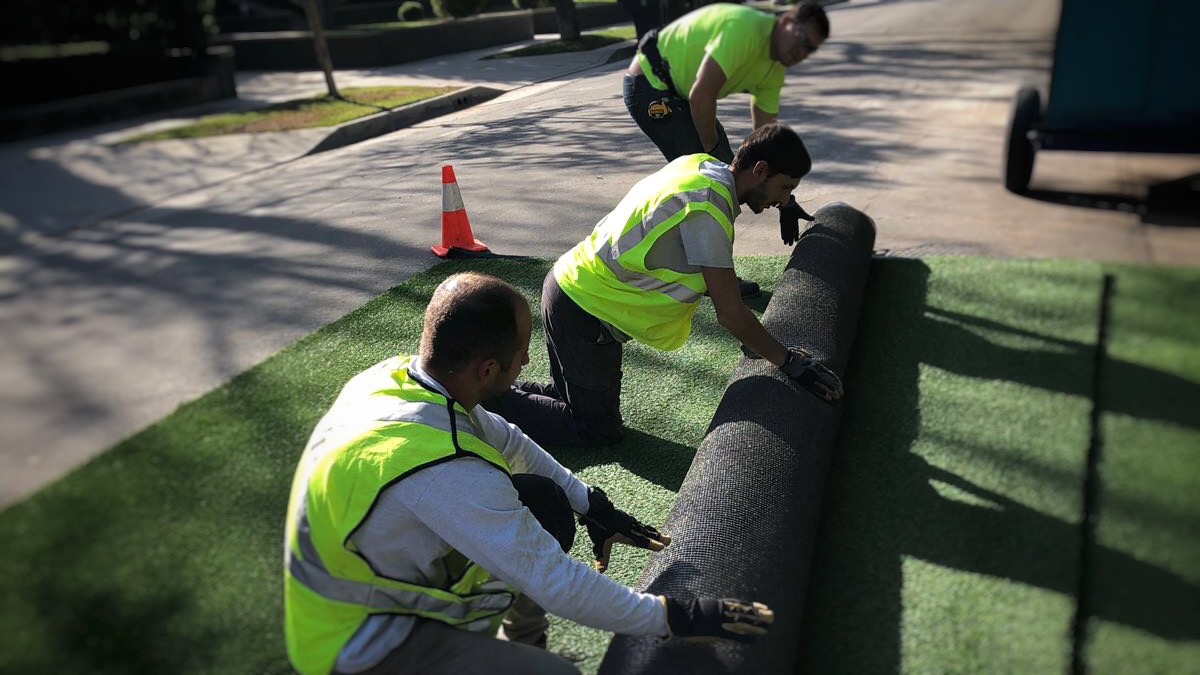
[{"xmin": 420, "ymin": 272, "xmax": 530, "ymax": 376}]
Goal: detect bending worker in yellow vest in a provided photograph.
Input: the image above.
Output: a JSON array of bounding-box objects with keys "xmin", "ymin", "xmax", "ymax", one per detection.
[
  {"xmin": 625, "ymin": 1, "xmax": 831, "ymax": 297},
  {"xmin": 283, "ymin": 272, "xmax": 774, "ymax": 675},
  {"xmin": 485, "ymin": 124, "xmax": 843, "ymax": 449}
]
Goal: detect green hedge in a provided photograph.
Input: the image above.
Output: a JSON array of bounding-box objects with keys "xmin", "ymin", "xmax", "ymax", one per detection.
[
  {"xmin": 5, "ymin": 0, "xmax": 213, "ymax": 54},
  {"xmin": 398, "ymin": 0, "xmax": 426, "ymax": 20}
]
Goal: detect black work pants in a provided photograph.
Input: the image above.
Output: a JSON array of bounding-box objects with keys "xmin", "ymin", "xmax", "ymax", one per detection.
[
  {"xmin": 623, "ymin": 73, "xmax": 734, "ymax": 163},
  {"xmin": 484, "ymin": 273, "xmax": 624, "ymax": 448}
]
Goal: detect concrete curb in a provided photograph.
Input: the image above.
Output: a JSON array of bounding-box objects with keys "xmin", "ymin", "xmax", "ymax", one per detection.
[
  {"xmin": 304, "ymin": 85, "xmax": 504, "ymax": 155},
  {"xmin": 605, "ymin": 44, "xmax": 637, "ymax": 65}
]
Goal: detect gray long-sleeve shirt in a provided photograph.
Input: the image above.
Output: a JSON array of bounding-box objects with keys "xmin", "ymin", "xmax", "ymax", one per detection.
[{"xmin": 333, "ymin": 358, "xmax": 666, "ymax": 672}]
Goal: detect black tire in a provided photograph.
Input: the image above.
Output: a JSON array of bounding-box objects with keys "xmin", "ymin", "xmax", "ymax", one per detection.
[{"xmin": 1005, "ymin": 86, "xmax": 1041, "ymax": 194}]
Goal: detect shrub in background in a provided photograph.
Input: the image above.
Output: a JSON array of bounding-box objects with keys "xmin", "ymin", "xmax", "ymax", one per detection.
[
  {"xmin": 6, "ymin": 0, "xmax": 214, "ymax": 53},
  {"xmin": 430, "ymin": 0, "xmax": 488, "ymax": 18},
  {"xmin": 511, "ymin": 0, "xmax": 549, "ymax": 9},
  {"xmin": 397, "ymin": 0, "xmax": 425, "ymax": 20}
]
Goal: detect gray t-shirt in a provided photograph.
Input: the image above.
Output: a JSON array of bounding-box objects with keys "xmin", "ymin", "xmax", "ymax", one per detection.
[
  {"xmin": 643, "ymin": 160, "xmax": 739, "ymax": 272},
  {"xmin": 329, "ymin": 358, "xmax": 665, "ymax": 672}
]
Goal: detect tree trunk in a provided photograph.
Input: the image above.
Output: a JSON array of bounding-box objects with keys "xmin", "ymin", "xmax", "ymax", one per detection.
[
  {"xmin": 300, "ymin": 0, "xmax": 340, "ymax": 98},
  {"xmin": 551, "ymin": 0, "xmax": 580, "ymax": 40}
]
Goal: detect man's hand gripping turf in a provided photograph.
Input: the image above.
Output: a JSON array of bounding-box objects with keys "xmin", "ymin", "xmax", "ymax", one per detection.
[
  {"xmin": 579, "ymin": 486, "xmax": 671, "ymax": 573},
  {"xmin": 778, "ymin": 194, "xmax": 814, "ymax": 246},
  {"xmin": 781, "ymin": 345, "xmax": 843, "ymax": 405},
  {"xmin": 660, "ymin": 597, "xmax": 775, "ymax": 643}
]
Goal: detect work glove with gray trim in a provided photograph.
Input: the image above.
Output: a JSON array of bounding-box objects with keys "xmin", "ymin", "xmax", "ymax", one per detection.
[
  {"xmin": 781, "ymin": 345, "xmax": 843, "ymax": 405},
  {"xmin": 778, "ymin": 195, "xmax": 814, "ymax": 245},
  {"xmin": 660, "ymin": 597, "xmax": 775, "ymax": 643},
  {"xmin": 579, "ymin": 486, "xmax": 671, "ymax": 573}
]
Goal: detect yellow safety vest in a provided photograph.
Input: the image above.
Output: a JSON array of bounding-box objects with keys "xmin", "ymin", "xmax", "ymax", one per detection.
[
  {"xmin": 284, "ymin": 356, "xmax": 515, "ymax": 675},
  {"xmin": 554, "ymin": 154, "xmax": 735, "ymax": 350}
]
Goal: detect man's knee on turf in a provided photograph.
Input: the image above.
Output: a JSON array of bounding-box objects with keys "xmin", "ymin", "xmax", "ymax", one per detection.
[{"xmin": 511, "ymin": 474, "xmax": 575, "ymax": 552}]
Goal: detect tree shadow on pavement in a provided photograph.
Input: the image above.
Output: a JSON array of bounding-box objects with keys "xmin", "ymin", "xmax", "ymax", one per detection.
[{"xmin": 0, "ymin": 156, "xmax": 446, "ymax": 504}]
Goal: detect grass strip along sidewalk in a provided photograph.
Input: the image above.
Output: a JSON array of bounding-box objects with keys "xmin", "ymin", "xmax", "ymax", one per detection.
[
  {"xmin": 0, "ymin": 257, "xmax": 1195, "ymax": 674},
  {"xmin": 123, "ymin": 85, "xmax": 459, "ymax": 142}
]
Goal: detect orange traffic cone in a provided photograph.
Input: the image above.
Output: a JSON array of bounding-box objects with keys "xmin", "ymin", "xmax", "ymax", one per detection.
[{"xmin": 432, "ymin": 165, "xmax": 490, "ymax": 258}]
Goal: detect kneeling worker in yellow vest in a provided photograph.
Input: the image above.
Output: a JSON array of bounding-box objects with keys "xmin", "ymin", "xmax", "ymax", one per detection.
[
  {"xmin": 485, "ymin": 123, "xmax": 843, "ymax": 448},
  {"xmin": 283, "ymin": 272, "xmax": 775, "ymax": 675}
]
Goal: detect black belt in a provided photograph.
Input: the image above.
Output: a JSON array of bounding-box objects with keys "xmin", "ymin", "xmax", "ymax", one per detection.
[{"xmin": 637, "ymin": 29, "xmax": 679, "ymax": 96}]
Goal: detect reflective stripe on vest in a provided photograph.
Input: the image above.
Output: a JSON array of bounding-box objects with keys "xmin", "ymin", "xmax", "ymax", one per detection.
[
  {"xmin": 555, "ymin": 155, "xmax": 735, "ymax": 350},
  {"xmin": 287, "ymin": 510, "xmax": 512, "ymax": 616},
  {"xmin": 284, "ymin": 356, "xmax": 514, "ymax": 675}
]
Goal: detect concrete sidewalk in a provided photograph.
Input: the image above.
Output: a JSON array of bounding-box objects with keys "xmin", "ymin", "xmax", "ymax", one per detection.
[{"xmin": 0, "ymin": 34, "xmax": 634, "ymax": 254}]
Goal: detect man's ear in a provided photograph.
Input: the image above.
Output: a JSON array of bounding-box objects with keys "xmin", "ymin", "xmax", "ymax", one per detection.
[
  {"xmin": 475, "ymin": 357, "xmax": 500, "ymax": 383},
  {"xmin": 753, "ymin": 160, "xmax": 771, "ymax": 179}
]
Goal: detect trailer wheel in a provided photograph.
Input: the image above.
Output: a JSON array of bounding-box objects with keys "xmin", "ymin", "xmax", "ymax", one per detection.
[{"xmin": 1005, "ymin": 86, "xmax": 1040, "ymax": 194}]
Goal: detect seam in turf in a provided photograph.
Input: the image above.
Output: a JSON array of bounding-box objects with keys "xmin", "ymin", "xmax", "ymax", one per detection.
[{"xmin": 1070, "ymin": 273, "xmax": 1115, "ymax": 675}]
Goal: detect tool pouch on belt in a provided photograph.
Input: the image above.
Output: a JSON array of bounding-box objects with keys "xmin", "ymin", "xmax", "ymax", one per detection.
[{"xmin": 637, "ymin": 29, "xmax": 680, "ymax": 97}]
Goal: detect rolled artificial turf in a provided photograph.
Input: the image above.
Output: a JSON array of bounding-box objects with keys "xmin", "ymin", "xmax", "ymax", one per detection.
[{"xmin": 602, "ymin": 204, "xmax": 876, "ymax": 674}]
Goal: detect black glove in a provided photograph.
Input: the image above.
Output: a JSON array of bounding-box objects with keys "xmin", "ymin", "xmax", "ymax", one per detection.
[
  {"xmin": 661, "ymin": 597, "xmax": 775, "ymax": 643},
  {"xmin": 780, "ymin": 345, "xmax": 843, "ymax": 405},
  {"xmin": 579, "ymin": 486, "xmax": 671, "ymax": 573},
  {"xmin": 778, "ymin": 195, "xmax": 814, "ymax": 246}
]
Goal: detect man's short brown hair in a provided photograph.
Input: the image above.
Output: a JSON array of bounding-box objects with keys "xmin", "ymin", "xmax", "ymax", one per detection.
[
  {"xmin": 731, "ymin": 123, "xmax": 812, "ymax": 180},
  {"xmin": 784, "ymin": 1, "xmax": 830, "ymax": 40},
  {"xmin": 419, "ymin": 272, "xmax": 528, "ymax": 374}
]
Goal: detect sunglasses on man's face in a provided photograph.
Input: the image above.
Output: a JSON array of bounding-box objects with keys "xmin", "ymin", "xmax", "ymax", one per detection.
[{"xmin": 794, "ymin": 24, "xmax": 817, "ymax": 54}]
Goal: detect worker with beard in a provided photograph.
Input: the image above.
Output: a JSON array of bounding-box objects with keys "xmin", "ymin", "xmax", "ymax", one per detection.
[
  {"xmin": 485, "ymin": 124, "xmax": 843, "ymax": 449},
  {"xmin": 283, "ymin": 272, "xmax": 775, "ymax": 675}
]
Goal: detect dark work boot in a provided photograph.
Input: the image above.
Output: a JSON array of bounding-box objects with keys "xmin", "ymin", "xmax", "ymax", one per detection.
[{"xmin": 738, "ymin": 277, "xmax": 761, "ymax": 298}]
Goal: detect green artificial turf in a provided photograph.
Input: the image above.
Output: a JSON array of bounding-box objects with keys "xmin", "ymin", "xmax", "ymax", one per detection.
[
  {"xmin": 1, "ymin": 256, "xmax": 1195, "ymax": 674},
  {"xmin": 798, "ymin": 258, "xmax": 1103, "ymax": 674},
  {"xmin": 798, "ymin": 259, "xmax": 1200, "ymax": 675},
  {"xmin": 1084, "ymin": 266, "xmax": 1200, "ymax": 674}
]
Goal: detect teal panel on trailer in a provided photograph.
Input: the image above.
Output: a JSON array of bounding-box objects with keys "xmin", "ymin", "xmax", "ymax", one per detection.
[{"xmin": 1044, "ymin": 0, "xmax": 1200, "ymax": 131}]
